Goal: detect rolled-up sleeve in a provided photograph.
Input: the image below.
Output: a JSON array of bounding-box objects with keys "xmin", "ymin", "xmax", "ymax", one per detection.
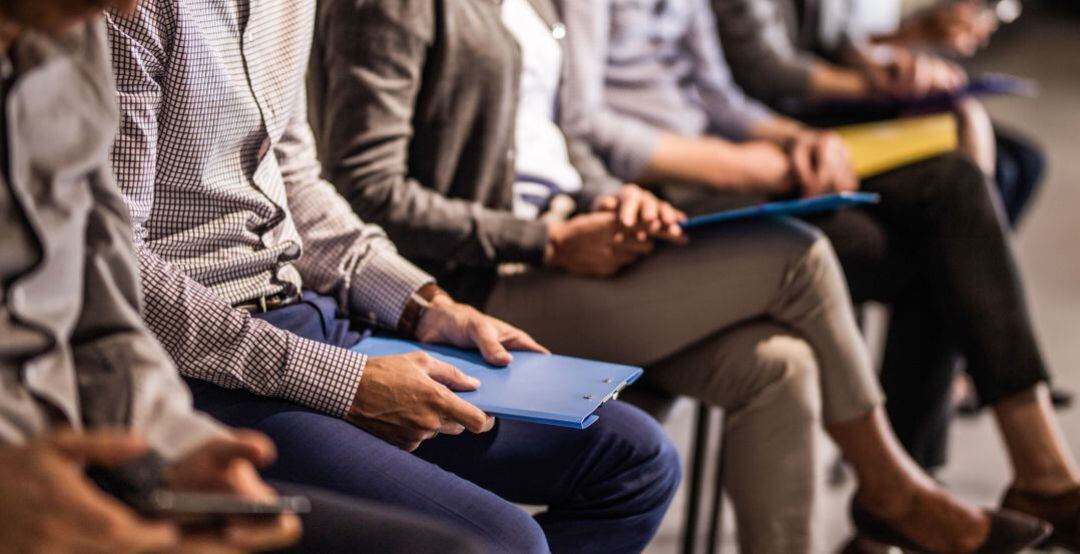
[
  {"xmin": 686, "ymin": 0, "xmax": 776, "ymax": 138},
  {"xmin": 276, "ymin": 90, "xmax": 434, "ymax": 330},
  {"xmin": 558, "ymin": 0, "xmax": 666, "ymax": 182}
]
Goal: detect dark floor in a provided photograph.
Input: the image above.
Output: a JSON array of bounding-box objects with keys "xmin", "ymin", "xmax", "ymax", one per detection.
[{"xmin": 645, "ymin": 7, "xmax": 1080, "ymax": 553}]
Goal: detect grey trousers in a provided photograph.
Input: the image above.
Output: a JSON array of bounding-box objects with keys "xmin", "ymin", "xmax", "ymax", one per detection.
[{"xmin": 485, "ymin": 217, "xmax": 882, "ymax": 553}]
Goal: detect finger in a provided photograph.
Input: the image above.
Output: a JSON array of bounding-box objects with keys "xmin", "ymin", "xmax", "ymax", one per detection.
[
  {"xmin": 170, "ymin": 533, "xmax": 247, "ymax": 554},
  {"xmin": 658, "ymin": 201, "xmax": 683, "ymax": 226},
  {"xmin": 223, "ymin": 514, "xmax": 303, "ymax": 552},
  {"xmin": 791, "ymin": 141, "xmax": 816, "ymax": 196},
  {"xmin": 48, "ymin": 430, "xmax": 149, "ymax": 466},
  {"xmin": 439, "ymin": 393, "xmax": 494, "ymax": 434},
  {"xmin": 614, "ymin": 237, "xmax": 655, "ymax": 255},
  {"xmin": 814, "ymin": 141, "xmax": 831, "ymax": 189},
  {"xmin": 639, "ymin": 192, "xmax": 661, "ymax": 232},
  {"xmin": 424, "ymin": 357, "xmax": 481, "ymax": 390},
  {"xmin": 595, "ymin": 195, "xmax": 618, "ymax": 212},
  {"xmin": 438, "ymin": 421, "xmax": 467, "ymax": 435},
  {"xmin": 469, "ymin": 319, "xmax": 513, "ymax": 366},
  {"xmin": 500, "ymin": 327, "xmax": 551, "ymax": 354},
  {"xmin": 618, "ymin": 186, "xmax": 641, "ymax": 228},
  {"xmin": 61, "ymin": 480, "xmax": 179, "ymax": 553},
  {"xmin": 197, "ymin": 434, "xmax": 276, "ymax": 470}
]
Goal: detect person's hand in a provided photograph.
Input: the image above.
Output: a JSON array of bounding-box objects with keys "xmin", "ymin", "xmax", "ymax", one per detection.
[
  {"xmin": 164, "ymin": 432, "xmax": 302, "ymax": 553},
  {"xmin": 349, "ymin": 296, "xmax": 546, "ymax": 451},
  {"xmin": 0, "ymin": 431, "xmax": 180, "ymax": 554},
  {"xmin": 875, "ymin": 48, "xmax": 969, "ymax": 99},
  {"xmin": 787, "ymin": 131, "xmax": 859, "ymax": 198},
  {"xmin": 415, "ymin": 294, "xmax": 549, "ymax": 364},
  {"xmin": 594, "ymin": 184, "xmax": 688, "ymax": 244},
  {"xmin": 348, "ymin": 351, "xmax": 495, "ymax": 451},
  {"xmin": 545, "ymin": 211, "xmax": 655, "ymax": 277},
  {"xmin": 919, "ymin": 1, "xmax": 998, "ymax": 57}
]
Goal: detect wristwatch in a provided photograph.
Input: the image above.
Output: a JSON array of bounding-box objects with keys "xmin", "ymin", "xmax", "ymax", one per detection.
[{"xmin": 397, "ymin": 283, "xmax": 448, "ymax": 338}]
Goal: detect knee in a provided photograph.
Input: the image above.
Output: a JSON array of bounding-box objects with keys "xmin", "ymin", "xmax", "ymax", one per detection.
[
  {"xmin": 752, "ymin": 334, "xmax": 823, "ymax": 423},
  {"xmin": 592, "ymin": 402, "xmax": 682, "ymax": 501},
  {"xmin": 488, "ymin": 508, "xmax": 548, "ymax": 554}
]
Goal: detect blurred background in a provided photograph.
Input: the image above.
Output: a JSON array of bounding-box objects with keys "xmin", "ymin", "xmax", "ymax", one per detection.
[{"xmin": 647, "ymin": 1, "xmax": 1080, "ymax": 551}]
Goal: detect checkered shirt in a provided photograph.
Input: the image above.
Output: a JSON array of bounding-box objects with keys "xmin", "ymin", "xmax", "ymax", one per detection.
[{"xmin": 105, "ymin": 0, "xmax": 434, "ymax": 417}]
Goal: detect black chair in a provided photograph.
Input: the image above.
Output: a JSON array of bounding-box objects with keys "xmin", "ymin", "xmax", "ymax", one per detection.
[{"xmin": 621, "ymin": 384, "xmax": 728, "ymax": 554}]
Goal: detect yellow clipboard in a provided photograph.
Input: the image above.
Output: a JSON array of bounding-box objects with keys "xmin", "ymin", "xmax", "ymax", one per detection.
[{"xmin": 834, "ymin": 113, "xmax": 959, "ymax": 178}]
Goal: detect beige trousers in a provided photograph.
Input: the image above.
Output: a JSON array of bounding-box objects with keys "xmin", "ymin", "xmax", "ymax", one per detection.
[{"xmin": 484, "ymin": 218, "xmax": 882, "ymax": 553}]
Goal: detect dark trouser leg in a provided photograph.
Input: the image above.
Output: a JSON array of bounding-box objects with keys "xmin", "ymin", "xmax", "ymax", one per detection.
[
  {"xmin": 807, "ymin": 153, "xmax": 1051, "ymax": 466},
  {"xmin": 270, "ymin": 482, "xmax": 486, "ymax": 554},
  {"xmin": 191, "ymin": 292, "xmax": 680, "ymax": 553},
  {"xmin": 190, "ymin": 383, "xmax": 677, "ymax": 554},
  {"xmin": 858, "ymin": 154, "xmax": 1050, "ymax": 403},
  {"xmin": 994, "ymin": 126, "xmax": 1046, "ymax": 226},
  {"xmin": 415, "ymin": 401, "xmax": 681, "ymax": 554},
  {"xmin": 189, "ymin": 382, "xmax": 550, "ymax": 553}
]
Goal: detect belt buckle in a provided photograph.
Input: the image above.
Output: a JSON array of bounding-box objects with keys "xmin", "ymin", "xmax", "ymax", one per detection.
[{"xmin": 258, "ymin": 295, "xmax": 269, "ymax": 313}]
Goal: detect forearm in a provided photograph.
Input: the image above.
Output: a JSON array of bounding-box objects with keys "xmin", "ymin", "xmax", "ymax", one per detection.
[
  {"xmin": 808, "ymin": 61, "xmax": 873, "ymax": 101},
  {"xmin": 638, "ymin": 132, "xmax": 793, "ymax": 195},
  {"xmin": 135, "ymin": 245, "xmax": 366, "ymax": 417}
]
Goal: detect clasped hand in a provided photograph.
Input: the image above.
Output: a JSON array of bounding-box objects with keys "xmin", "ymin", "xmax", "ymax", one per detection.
[
  {"xmin": 545, "ymin": 184, "xmax": 687, "ymax": 277},
  {"xmin": 786, "ymin": 131, "xmax": 859, "ymax": 198}
]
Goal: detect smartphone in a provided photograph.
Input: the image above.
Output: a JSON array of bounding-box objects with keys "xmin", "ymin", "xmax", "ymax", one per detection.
[{"xmin": 135, "ymin": 490, "xmax": 311, "ymax": 524}]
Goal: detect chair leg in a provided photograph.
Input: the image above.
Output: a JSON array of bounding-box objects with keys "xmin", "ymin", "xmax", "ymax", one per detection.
[
  {"xmin": 681, "ymin": 403, "xmax": 713, "ymax": 554},
  {"xmin": 705, "ymin": 412, "xmax": 726, "ymax": 554}
]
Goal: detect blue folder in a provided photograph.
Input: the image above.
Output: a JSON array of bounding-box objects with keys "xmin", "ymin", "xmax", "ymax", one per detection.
[
  {"xmin": 813, "ymin": 73, "xmax": 1037, "ymax": 114},
  {"xmin": 680, "ymin": 192, "xmax": 880, "ymax": 230},
  {"xmin": 352, "ymin": 337, "xmax": 643, "ymax": 429}
]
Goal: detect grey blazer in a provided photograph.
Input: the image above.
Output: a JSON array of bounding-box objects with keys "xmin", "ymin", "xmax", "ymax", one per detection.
[
  {"xmin": 711, "ymin": 0, "xmax": 855, "ymax": 105},
  {"xmin": 310, "ymin": 0, "xmax": 621, "ymax": 305},
  {"xmin": 0, "ymin": 22, "xmax": 225, "ymax": 459}
]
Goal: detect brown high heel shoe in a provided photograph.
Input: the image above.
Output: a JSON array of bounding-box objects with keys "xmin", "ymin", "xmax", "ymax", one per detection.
[
  {"xmin": 851, "ymin": 502, "xmax": 1052, "ymax": 553},
  {"xmin": 1002, "ymin": 485, "xmax": 1080, "ymax": 551}
]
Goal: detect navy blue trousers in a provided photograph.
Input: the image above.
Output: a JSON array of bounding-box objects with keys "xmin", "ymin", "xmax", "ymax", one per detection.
[{"xmin": 188, "ymin": 293, "xmax": 680, "ymax": 553}]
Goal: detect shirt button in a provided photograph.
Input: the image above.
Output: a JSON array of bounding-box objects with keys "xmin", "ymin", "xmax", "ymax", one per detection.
[{"xmin": 552, "ymin": 24, "xmax": 567, "ymax": 41}]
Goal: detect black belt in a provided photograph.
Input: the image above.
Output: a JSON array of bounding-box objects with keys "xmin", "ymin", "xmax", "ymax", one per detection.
[{"xmin": 235, "ymin": 291, "xmax": 301, "ymax": 313}]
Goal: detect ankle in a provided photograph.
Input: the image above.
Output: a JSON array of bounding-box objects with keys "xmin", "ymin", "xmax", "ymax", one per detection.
[
  {"xmin": 1010, "ymin": 474, "xmax": 1080, "ymax": 496},
  {"xmin": 854, "ymin": 482, "xmax": 919, "ymax": 521}
]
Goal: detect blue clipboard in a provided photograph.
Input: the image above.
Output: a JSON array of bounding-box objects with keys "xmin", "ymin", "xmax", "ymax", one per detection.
[
  {"xmin": 352, "ymin": 337, "xmax": 643, "ymax": 430},
  {"xmin": 680, "ymin": 192, "xmax": 880, "ymax": 230},
  {"xmin": 813, "ymin": 73, "xmax": 1037, "ymax": 114}
]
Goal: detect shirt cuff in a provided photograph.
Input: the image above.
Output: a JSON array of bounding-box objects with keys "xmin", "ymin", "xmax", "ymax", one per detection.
[
  {"xmin": 282, "ymin": 334, "xmax": 368, "ymax": 417},
  {"xmin": 349, "ymin": 246, "xmax": 435, "ymax": 330}
]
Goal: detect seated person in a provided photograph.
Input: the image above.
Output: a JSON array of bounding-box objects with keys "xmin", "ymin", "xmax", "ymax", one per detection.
[
  {"xmin": 309, "ymin": 0, "xmax": 1049, "ymax": 552},
  {"xmin": 0, "ymin": 2, "xmax": 480, "ymax": 553},
  {"xmin": 104, "ymin": 1, "xmax": 681, "ymax": 552},
  {"xmin": 557, "ymin": 0, "xmax": 1080, "ymax": 550},
  {"xmin": 855, "ymin": 0, "xmax": 1005, "ymax": 57},
  {"xmin": 711, "ymin": 0, "xmax": 1044, "ymax": 226},
  {"xmin": 713, "ymin": 0, "xmax": 1057, "ymax": 464}
]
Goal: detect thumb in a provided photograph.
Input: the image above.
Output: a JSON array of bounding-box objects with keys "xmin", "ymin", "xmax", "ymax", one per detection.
[
  {"xmin": 471, "ymin": 320, "xmax": 513, "ymax": 366},
  {"xmin": 48, "ymin": 430, "xmax": 149, "ymax": 466}
]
